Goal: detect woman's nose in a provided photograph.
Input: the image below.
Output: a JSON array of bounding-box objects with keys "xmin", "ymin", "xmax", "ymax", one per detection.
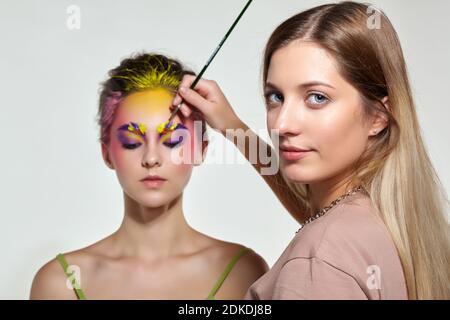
[
  {"xmin": 272, "ymin": 100, "xmax": 302, "ymax": 137},
  {"xmin": 141, "ymin": 139, "xmax": 162, "ymax": 168}
]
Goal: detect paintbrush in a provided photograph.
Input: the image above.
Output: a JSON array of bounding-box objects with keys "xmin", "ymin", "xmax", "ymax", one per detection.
[{"xmin": 157, "ymin": 0, "xmax": 253, "ymax": 136}]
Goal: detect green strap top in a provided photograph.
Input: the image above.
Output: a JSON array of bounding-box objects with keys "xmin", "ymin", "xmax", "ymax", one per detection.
[
  {"xmin": 56, "ymin": 253, "xmax": 87, "ymax": 300},
  {"xmin": 206, "ymin": 247, "xmax": 250, "ymax": 300},
  {"xmin": 56, "ymin": 247, "xmax": 250, "ymax": 300}
]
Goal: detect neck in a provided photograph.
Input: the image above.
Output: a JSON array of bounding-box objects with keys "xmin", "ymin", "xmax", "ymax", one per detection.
[
  {"xmin": 308, "ymin": 169, "xmax": 361, "ymax": 215},
  {"xmin": 111, "ymin": 193, "xmax": 196, "ymax": 260}
]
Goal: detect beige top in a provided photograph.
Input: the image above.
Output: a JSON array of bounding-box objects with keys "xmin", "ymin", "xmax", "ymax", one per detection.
[{"xmin": 245, "ymin": 193, "xmax": 408, "ymax": 300}]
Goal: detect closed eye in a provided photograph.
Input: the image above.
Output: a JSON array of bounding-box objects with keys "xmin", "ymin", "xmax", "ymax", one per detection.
[
  {"xmin": 118, "ymin": 134, "xmax": 143, "ymax": 150},
  {"xmin": 162, "ymin": 136, "xmax": 184, "ymax": 148},
  {"xmin": 160, "ymin": 131, "xmax": 185, "ymax": 148},
  {"xmin": 122, "ymin": 142, "xmax": 142, "ymax": 150}
]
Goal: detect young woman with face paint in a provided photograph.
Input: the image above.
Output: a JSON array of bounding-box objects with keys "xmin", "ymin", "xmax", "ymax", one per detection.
[
  {"xmin": 30, "ymin": 53, "xmax": 268, "ymax": 300},
  {"xmin": 171, "ymin": 2, "xmax": 450, "ymax": 299}
]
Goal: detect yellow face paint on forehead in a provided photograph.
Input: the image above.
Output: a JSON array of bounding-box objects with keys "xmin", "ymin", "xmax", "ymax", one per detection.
[{"xmin": 120, "ymin": 88, "xmax": 174, "ymax": 117}]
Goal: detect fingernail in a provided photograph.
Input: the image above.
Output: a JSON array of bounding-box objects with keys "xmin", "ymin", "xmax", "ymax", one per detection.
[{"xmin": 179, "ymin": 86, "xmax": 186, "ymax": 94}]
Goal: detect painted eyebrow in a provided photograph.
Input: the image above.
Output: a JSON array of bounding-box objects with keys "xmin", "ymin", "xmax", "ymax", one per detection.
[
  {"xmin": 264, "ymin": 81, "xmax": 336, "ymax": 91},
  {"xmin": 170, "ymin": 122, "xmax": 187, "ymax": 131},
  {"xmin": 158, "ymin": 122, "xmax": 188, "ymax": 135},
  {"xmin": 117, "ymin": 122, "xmax": 147, "ymax": 137},
  {"xmin": 158, "ymin": 122, "xmax": 188, "ymax": 144}
]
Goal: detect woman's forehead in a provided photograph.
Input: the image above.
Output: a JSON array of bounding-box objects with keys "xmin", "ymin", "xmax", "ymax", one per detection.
[
  {"xmin": 112, "ymin": 92, "xmax": 197, "ymax": 134},
  {"xmin": 268, "ymin": 42, "xmax": 351, "ymax": 93},
  {"xmin": 121, "ymin": 88, "xmax": 174, "ymax": 114},
  {"xmin": 115, "ymin": 88, "xmax": 177, "ymax": 125},
  {"xmin": 269, "ymin": 42, "xmax": 338, "ymax": 80}
]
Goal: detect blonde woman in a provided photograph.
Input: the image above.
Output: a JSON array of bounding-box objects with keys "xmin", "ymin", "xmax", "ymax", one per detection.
[{"xmin": 172, "ymin": 2, "xmax": 450, "ymax": 299}]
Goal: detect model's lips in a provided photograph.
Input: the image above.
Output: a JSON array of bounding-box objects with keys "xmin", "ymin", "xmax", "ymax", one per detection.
[
  {"xmin": 140, "ymin": 175, "xmax": 166, "ymax": 181},
  {"xmin": 140, "ymin": 175, "xmax": 167, "ymax": 188},
  {"xmin": 279, "ymin": 144, "xmax": 313, "ymax": 161}
]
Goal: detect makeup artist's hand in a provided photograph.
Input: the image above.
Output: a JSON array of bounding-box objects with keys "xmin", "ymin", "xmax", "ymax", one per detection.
[{"xmin": 171, "ymin": 75, "xmax": 247, "ymax": 135}]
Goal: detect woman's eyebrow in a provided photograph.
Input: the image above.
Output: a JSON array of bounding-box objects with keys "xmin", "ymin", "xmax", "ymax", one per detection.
[
  {"xmin": 157, "ymin": 121, "xmax": 187, "ymax": 136},
  {"xmin": 265, "ymin": 81, "xmax": 336, "ymax": 91},
  {"xmin": 172, "ymin": 122, "xmax": 187, "ymax": 130},
  {"xmin": 298, "ymin": 81, "xmax": 336, "ymax": 90},
  {"xmin": 117, "ymin": 122, "xmax": 147, "ymax": 137},
  {"xmin": 157, "ymin": 122, "xmax": 187, "ymax": 143},
  {"xmin": 264, "ymin": 82, "xmax": 279, "ymax": 91}
]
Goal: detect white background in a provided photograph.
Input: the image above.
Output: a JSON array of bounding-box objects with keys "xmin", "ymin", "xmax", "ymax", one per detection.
[{"xmin": 0, "ymin": 0, "xmax": 449, "ymax": 299}]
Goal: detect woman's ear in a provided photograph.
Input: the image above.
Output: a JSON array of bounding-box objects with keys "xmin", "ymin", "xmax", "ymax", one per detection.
[
  {"xmin": 101, "ymin": 142, "xmax": 115, "ymax": 169},
  {"xmin": 368, "ymin": 96, "xmax": 389, "ymax": 137}
]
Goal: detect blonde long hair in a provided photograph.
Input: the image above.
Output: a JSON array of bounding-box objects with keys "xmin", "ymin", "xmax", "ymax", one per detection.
[{"xmin": 263, "ymin": 1, "xmax": 450, "ymax": 299}]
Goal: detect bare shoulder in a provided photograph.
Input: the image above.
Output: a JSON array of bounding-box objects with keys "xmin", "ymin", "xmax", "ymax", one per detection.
[
  {"xmin": 204, "ymin": 239, "xmax": 269, "ymax": 299},
  {"xmin": 229, "ymin": 246, "xmax": 269, "ymax": 287},
  {"xmin": 30, "ymin": 238, "xmax": 109, "ymax": 300},
  {"xmin": 30, "ymin": 256, "xmax": 77, "ymax": 300}
]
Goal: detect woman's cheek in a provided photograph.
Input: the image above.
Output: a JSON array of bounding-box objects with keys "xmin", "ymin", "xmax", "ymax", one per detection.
[
  {"xmin": 315, "ymin": 116, "xmax": 366, "ymax": 172},
  {"xmin": 314, "ymin": 111, "xmax": 350, "ymax": 153},
  {"xmin": 169, "ymin": 160, "xmax": 193, "ymax": 192},
  {"xmin": 266, "ymin": 112, "xmax": 277, "ymax": 133},
  {"xmin": 173, "ymin": 161, "xmax": 193, "ymax": 175},
  {"xmin": 109, "ymin": 142, "xmax": 132, "ymax": 172}
]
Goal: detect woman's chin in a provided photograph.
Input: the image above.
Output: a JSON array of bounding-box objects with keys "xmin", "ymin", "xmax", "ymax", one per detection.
[
  {"xmin": 139, "ymin": 196, "xmax": 174, "ymax": 208},
  {"xmin": 127, "ymin": 191, "xmax": 177, "ymax": 208},
  {"xmin": 281, "ymin": 167, "xmax": 316, "ymax": 184}
]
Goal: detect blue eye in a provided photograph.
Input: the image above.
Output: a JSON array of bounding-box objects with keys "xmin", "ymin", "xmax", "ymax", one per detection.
[
  {"xmin": 122, "ymin": 142, "xmax": 141, "ymax": 150},
  {"xmin": 306, "ymin": 93, "xmax": 329, "ymax": 106},
  {"xmin": 265, "ymin": 91, "xmax": 283, "ymax": 105}
]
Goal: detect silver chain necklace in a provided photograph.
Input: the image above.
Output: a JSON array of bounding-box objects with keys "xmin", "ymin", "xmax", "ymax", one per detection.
[{"xmin": 296, "ymin": 185, "xmax": 364, "ymax": 234}]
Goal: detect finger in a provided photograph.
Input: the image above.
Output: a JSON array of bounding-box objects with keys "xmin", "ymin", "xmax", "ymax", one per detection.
[
  {"xmin": 181, "ymin": 104, "xmax": 192, "ymax": 117},
  {"xmin": 187, "ymin": 78, "xmax": 218, "ymax": 100},
  {"xmin": 179, "ymin": 75, "xmax": 219, "ymax": 100},
  {"xmin": 178, "ymin": 86, "xmax": 211, "ymax": 115},
  {"xmin": 180, "ymin": 74, "xmax": 196, "ymax": 86},
  {"xmin": 178, "ymin": 74, "xmax": 196, "ymax": 92},
  {"xmin": 173, "ymin": 75, "xmax": 195, "ymax": 106},
  {"xmin": 172, "ymin": 93, "xmax": 182, "ymax": 106}
]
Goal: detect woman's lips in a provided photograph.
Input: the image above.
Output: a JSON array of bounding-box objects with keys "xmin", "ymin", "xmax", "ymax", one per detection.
[
  {"xmin": 140, "ymin": 175, "xmax": 167, "ymax": 188},
  {"xmin": 279, "ymin": 145, "xmax": 313, "ymax": 161}
]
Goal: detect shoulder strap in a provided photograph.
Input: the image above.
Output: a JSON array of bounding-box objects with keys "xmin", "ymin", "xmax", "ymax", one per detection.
[
  {"xmin": 206, "ymin": 247, "xmax": 251, "ymax": 299},
  {"xmin": 56, "ymin": 253, "xmax": 87, "ymax": 300}
]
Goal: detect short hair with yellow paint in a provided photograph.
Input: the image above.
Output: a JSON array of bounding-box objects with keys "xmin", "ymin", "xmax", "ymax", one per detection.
[{"xmin": 97, "ymin": 52, "xmax": 204, "ymax": 145}]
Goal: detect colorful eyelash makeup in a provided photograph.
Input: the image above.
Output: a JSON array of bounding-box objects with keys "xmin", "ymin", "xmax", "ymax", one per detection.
[
  {"xmin": 117, "ymin": 122, "xmax": 146, "ymax": 149},
  {"xmin": 117, "ymin": 121, "xmax": 187, "ymax": 149},
  {"xmin": 158, "ymin": 122, "xmax": 187, "ymax": 147}
]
